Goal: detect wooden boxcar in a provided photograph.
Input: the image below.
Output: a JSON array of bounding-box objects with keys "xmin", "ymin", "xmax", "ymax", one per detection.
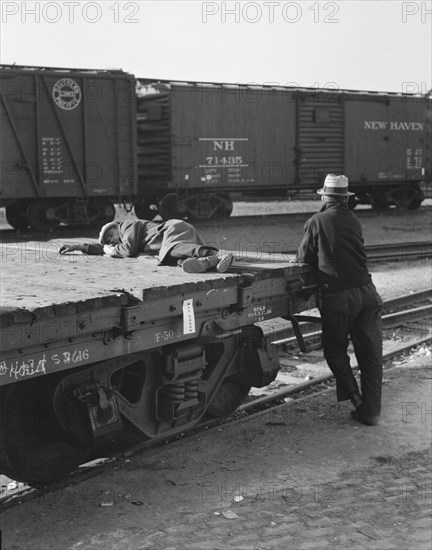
[
  {"xmin": 0, "ymin": 65, "xmax": 137, "ymax": 230},
  {"xmin": 134, "ymin": 80, "xmax": 431, "ymax": 219}
]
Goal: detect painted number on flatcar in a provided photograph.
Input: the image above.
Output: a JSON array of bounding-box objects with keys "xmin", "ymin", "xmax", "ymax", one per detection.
[
  {"xmin": 248, "ymin": 305, "xmax": 273, "ymax": 322},
  {"xmin": 155, "ymin": 329, "xmax": 182, "ymax": 344},
  {"xmin": 51, "ymin": 348, "xmax": 90, "ymax": 365}
]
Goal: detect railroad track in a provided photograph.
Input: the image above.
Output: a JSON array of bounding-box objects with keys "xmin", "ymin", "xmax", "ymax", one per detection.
[
  {"xmin": 195, "ymin": 204, "xmax": 432, "ymax": 226},
  {"xmin": 245, "ymin": 289, "xmax": 432, "ymax": 411},
  {"xmin": 295, "ymin": 241, "xmax": 431, "ymax": 262},
  {"xmin": 225, "ymin": 241, "xmax": 432, "ymax": 264},
  {"xmin": 1, "ymin": 289, "xmax": 431, "ymax": 510},
  {"xmin": 262, "ymin": 288, "xmax": 432, "ymax": 351},
  {"xmin": 365, "ymin": 241, "xmax": 432, "ymax": 262}
]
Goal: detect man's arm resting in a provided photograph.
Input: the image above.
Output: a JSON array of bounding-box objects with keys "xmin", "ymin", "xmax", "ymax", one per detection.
[
  {"xmin": 58, "ymin": 243, "xmax": 104, "ymax": 255},
  {"xmin": 295, "ymin": 219, "xmax": 318, "ymax": 265}
]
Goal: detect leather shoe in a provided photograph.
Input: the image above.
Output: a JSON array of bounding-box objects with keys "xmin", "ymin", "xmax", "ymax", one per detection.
[
  {"xmin": 351, "ymin": 410, "xmax": 379, "ymax": 426},
  {"xmin": 215, "ymin": 253, "xmax": 234, "ymax": 273},
  {"xmin": 350, "ymin": 391, "xmax": 364, "ymax": 410},
  {"xmin": 182, "ymin": 253, "xmax": 234, "ymax": 274},
  {"xmin": 182, "ymin": 255, "xmax": 219, "ymax": 273}
]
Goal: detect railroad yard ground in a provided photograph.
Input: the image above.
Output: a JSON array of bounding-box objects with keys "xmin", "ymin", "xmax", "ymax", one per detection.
[{"xmin": 0, "ymin": 200, "xmax": 431, "ymax": 549}]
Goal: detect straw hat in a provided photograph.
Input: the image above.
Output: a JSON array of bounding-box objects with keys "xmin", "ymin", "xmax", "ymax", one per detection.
[{"xmin": 317, "ymin": 174, "xmax": 354, "ymax": 196}]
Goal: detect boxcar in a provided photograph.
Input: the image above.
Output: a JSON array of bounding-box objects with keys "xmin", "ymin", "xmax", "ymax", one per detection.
[
  {"xmin": 134, "ymin": 80, "xmax": 431, "ymax": 219},
  {"xmin": 0, "ymin": 65, "xmax": 137, "ymax": 230}
]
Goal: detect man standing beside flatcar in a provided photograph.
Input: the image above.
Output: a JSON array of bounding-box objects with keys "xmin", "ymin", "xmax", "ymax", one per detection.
[{"xmin": 294, "ymin": 174, "xmax": 383, "ymax": 426}]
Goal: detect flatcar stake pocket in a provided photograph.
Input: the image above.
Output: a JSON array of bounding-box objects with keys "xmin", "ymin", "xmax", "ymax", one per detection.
[{"xmin": 182, "ymin": 298, "xmax": 196, "ymax": 335}]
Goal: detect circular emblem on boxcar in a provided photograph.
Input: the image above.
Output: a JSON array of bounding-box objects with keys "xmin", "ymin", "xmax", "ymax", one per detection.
[{"xmin": 52, "ymin": 78, "xmax": 81, "ymax": 110}]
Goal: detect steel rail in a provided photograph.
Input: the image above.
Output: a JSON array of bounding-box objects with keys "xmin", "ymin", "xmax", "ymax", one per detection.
[
  {"xmin": 271, "ymin": 305, "xmax": 432, "ymax": 348},
  {"xmin": 230, "ymin": 242, "xmax": 432, "ymax": 263},
  {"xmin": 238, "ymin": 335, "xmax": 432, "ymax": 413},
  {"xmin": 267, "ymin": 288, "xmax": 432, "ymax": 348},
  {"xmin": 365, "ymin": 241, "xmax": 432, "ymax": 262},
  {"xmin": 381, "ymin": 288, "xmax": 432, "ymax": 310}
]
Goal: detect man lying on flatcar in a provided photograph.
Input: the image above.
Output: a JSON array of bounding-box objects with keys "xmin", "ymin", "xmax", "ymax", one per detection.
[{"xmin": 58, "ymin": 218, "xmax": 234, "ymax": 273}]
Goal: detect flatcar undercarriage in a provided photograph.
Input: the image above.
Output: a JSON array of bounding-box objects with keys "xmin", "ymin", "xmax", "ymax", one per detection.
[{"xmin": 0, "ymin": 326, "xmax": 278, "ymax": 483}]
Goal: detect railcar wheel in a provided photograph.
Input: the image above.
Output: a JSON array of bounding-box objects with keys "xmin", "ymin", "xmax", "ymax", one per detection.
[
  {"xmin": 392, "ymin": 186, "xmax": 423, "ymax": 210},
  {"xmin": 213, "ymin": 195, "xmax": 233, "ymax": 220},
  {"xmin": 159, "ymin": 193, "xmax": 184, "ymax": 220},
  {"xmin": 98, "ymin": 199, "xmax": 116, "ymax": 224},
  {"xmin": 26, "ymin": 200, "xmax": 58, "ymax": 231},
  {"xmin": 347, "ymin": 196, "xmax": 359, "ymax": 210},
  {"xmin": 370, "ymin": 189, "xmax": 390, "ymax": 211},
  {"xmin": 185, "ymin": 194, "xmax": 233, "ymax": 221},
  {"xmin": 89, "ymin": 199, "xmax": 116, "ymax": 227},
  {"xmin": 134, "ymin": 199, "xmax": 159, "ymax": 220},
  {"xmin": 206, "ymin": 379, "xmax": 252, "ymax": 417},
  {"xmin": 5, "ymin": 202, "xmax": 30, "ymax": 231},
  {"xmin": 406, "ymin": 197, "xmax": 423, "ymax": 210},
  {"xmin": 0, "ymin": 378, "xmax": 91, "ymax": 484}
]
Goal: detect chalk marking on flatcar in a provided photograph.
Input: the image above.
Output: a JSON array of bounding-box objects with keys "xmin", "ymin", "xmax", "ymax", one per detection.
[{"xmin": 0, "ymin": 356, "xmax": 47, "ymax": 380}]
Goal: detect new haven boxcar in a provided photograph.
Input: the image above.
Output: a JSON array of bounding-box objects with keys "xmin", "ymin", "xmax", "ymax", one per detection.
[
  {"xmin": 134, "ymin": 80, "xmax": 431, "ymax": 219},
  {"xmin": 0, "ymin": 65, "xmax": 137, "ymax": 230}
]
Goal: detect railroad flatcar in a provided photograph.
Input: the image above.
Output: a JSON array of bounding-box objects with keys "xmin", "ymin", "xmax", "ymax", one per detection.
[
  {"xmin": 0, "ymin": 248, "xmax": 317, "ymax": 483},
  {"xmin": 1, "ymin": 65, "xmax": 430, "ymax": 229}
]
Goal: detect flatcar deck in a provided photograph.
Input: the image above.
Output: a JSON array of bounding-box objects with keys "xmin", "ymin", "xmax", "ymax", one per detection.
[
  {"xmin": 1, "ymin": 241, "xmax": 315, "ymax": 381},
  {"xmin": 0, "ymin": 241, "xmax": 307, "ymax": 313}
]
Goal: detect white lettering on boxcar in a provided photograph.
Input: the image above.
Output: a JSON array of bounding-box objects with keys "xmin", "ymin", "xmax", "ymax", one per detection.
[
  {"xmin": 213, "ymin": 140, "xmax": 235, "ymax": 151},
  {"xmin": 364, "ymin": 121, "xmax": 388, "ymax": 130},
  {"xmin": 364, "ymin": 121, "xmax": 424, "ymax": 131},
  {"xmin": 390, "ymin": 122, "xmax": 424, "ymax": 130}
]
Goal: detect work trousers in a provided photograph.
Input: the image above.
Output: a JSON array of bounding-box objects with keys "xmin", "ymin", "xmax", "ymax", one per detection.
[
  {"xmin": 320, "ymin": 282, "xmax": 383, "ymax": 417},
  {"xmin": 164, "ymin": 244, "xmax": 218, "ymax": 266}
]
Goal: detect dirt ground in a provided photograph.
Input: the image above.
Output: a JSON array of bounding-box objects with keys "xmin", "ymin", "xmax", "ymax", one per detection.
[
  {"xmin": 120, "ymin": 198, "xmax": 432, "ymax": 253},
  {"xmin": 0, "ymin": 202, "xmax": 431, "ymax": 549},
  {"xmin": 0, "ymin": 356, "xmax": 430, "ymax": 550}
]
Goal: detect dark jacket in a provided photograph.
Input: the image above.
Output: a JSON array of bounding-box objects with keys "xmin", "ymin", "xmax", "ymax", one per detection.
[
  {"xmin": 83, "ymin": 219, "xmax": 206, "ymax": 263},
  {"xmin": 296, "ymin": 201, "xmax": 371, "ymax": 290}
]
